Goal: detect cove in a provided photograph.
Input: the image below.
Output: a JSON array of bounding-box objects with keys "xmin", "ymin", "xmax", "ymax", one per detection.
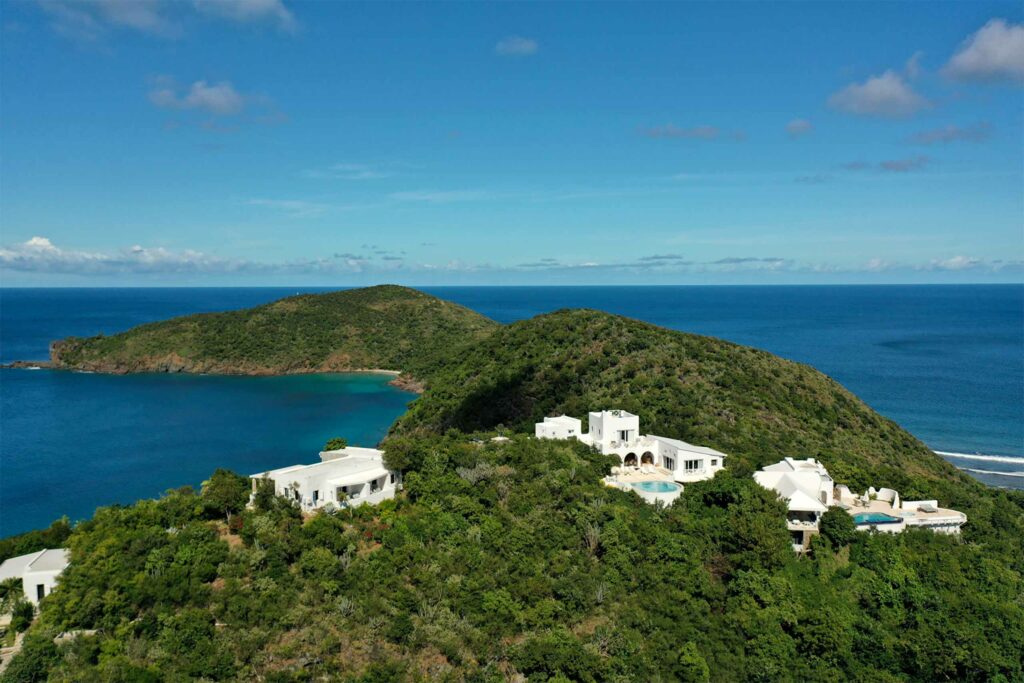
[{"xmin": 0, "ymin": 369, "xmax": 413, "ymax": 536}]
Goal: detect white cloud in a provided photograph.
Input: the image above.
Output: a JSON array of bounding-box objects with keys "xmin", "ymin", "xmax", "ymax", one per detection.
[
  {"xmin": 0, "ymin": 236, "xmax": 237, "ymax": 274},
  {"xmin": 785, "ymin": 119, "xmax": 813, "ymax": 138},
  {"xmin": 878, "ymin": 155, "xmax": 930, "ymax": 173},
  {"xmin": 37, "ymin": 0, "xmax": 180, "ymax": 41},
  {"xmin": 149, "ymin": 79, "xmax": 247, "ymax": 115},
  {"xmin": 193, "ymin": 0, "xmax": 296, "ymax": 32},
  {"xmin": 494, "ymin": 35, "xmax": 538, "ymax": 56},
  {"xmin": 909, "ymin": 122, "xmax": 991, "ymax": 145},
  {"xmin": 828, "ymin": 70, "xmax": 930, "ymax": 117},
  {"xmin": 841, "ymin": 156, "xmax": 930, "ymax": 173},
  {"xmin": 929, "ymin": 255, "xmax": 983, "ymax": 271},
  {"xmin": 36, "ymin": 0, "xmax": 297, "ymax": 42},
  {"xmin": 943, "ymin": 19, "xmax": 1024, "ymax": 84},
  {"xmin": 304, "ymin": 163, "xmax": 393, "ymax": 180}
]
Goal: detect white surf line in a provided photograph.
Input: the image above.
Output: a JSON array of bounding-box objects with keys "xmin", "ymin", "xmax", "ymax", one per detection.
[
  {"xmin": 963, "ymin": 468, "xmax": 1024, "ymax": 479},
  {"xmin": 934, "ymin": 451, "xmax": 1024, "ymax": 465}
]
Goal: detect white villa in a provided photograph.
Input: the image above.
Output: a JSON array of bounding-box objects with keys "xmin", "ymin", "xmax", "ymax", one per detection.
[
  {"xmin": 0, "ymin": 549, "xmax": 69, "ymax": 605},
  {"xmin": 755, "ymin": 457, "xmax": 967, "ymax": 552},
  {"xmin": 251, "ymin": 446, "xmax": 400, "ymax": 511},
  {"xmin": 536, "ymin": 410, "xmax": 727, "ymax": 483},
  {"xmin": 754, "ymin": 458, "xmax": 835, "ymax": 552}
]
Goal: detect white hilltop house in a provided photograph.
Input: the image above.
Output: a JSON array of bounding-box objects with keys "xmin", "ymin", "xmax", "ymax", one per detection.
[
  {"xmin": 753, "ymin": 458, "xmax": 835, "ymax": 552},
  {"xmin": 251, "ymin": 446, "xmax": 400, "ymax": 511},
  {"xmin": 755, "ymin": 458, "xmax": 967, "ymax": 552},
  {"xmin": 535, "ymin": 410, "xmax": 727, "ymax": 484},
  {"xmin": 0, "ymin": 549, "xmax": 69, "ymax": 605}
]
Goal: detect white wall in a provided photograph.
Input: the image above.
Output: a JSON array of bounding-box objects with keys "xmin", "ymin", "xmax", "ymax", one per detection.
[
  {"xmin": 22, "ymin": 569, "xmax": 61, "ymax": 605},
  {"xmin": 588, "ymin": 411, "xmax": 640, "ymax": 447},
  {"xmin": 535, "ymin": 417, "xmax": 581, "ymax": 440}
]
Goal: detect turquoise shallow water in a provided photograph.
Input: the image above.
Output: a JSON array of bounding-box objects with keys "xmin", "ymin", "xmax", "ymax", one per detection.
[
  {"xmin": 630, "ymin": 481, "xmax": 682, "ymax": 493},
  {"xmin": 853, "ymin": 512, "xmax": 903, "ymax": 525},
  {"xmin": 1, "ymin": 285, "xmax": 1022, "ymax": 536}
]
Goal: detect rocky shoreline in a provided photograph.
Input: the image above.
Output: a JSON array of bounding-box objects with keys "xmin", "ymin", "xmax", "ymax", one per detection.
[
  {"xmin": 2, "ymin": 356, "xmax": 424, "ymax": 393},
  {"xmin": 0, "ymin": 360, "xmax": 55, "ymax": 370}
]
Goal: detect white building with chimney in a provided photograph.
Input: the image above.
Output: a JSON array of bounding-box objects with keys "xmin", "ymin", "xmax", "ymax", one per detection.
[
  {"xmin": 535, "ymin": 410, "xmax": 727, "ymax": 483},
  {"xmin": 251, "ymin": 446, "xmax": 400, "ymax": 511}
]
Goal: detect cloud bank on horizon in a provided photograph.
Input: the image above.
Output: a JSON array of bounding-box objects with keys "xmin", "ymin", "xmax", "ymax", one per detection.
[{"xmin": 1, "ymin": 2, "xmax": 1021, "ymax": 285}]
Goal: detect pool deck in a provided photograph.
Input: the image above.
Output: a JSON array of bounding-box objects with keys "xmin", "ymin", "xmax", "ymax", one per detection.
[
  {"xmin": 841, "ymin": 498, "xmax": 966, "ymax": 531},
  {"xmin": 604, "ymin": 466, "xmax": 682, "ymax": 505},
  {"xmin": 609, "ymin": 466, "xmax": 675, "ymax": 482}
]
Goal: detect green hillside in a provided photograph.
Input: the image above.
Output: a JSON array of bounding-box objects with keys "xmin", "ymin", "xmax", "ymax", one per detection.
[
  {"xmin": 391, "ymin": 308, "xmax": 963, "ymax": 492},
  {"xmin": 5, "ymin": 290, "xmax": 1024, "ymax": 682},
  {"xmin": 48, "ymin": 285, "xmax": 497, "ymax": 377},
  {"xmin": 5, "ymin": 435, "xmax": 1023, "ymax": 682}
]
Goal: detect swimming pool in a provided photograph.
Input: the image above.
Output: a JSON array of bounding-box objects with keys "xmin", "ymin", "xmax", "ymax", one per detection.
[
  {"xmin": 853, "ymin": 512, "xmax": 903, "ymax": 525},
  {"xmin": 630, "ymin": 481, "xmax": 682, "ymax": 493}
]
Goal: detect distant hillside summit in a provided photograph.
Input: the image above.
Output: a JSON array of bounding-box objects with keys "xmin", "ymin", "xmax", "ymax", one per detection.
[
  {"xmin": 391, "ymin": 308, "xmax": 973, "ymax": 492},
  {"xmin": 48, "ymin": 285, "xmax": 497, "ymax": 378}
]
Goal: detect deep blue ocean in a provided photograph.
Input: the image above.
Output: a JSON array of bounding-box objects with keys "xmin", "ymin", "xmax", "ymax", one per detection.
[{"xmin": 1, "ymin": 285, "xmax": 1022, "ymax": 536}]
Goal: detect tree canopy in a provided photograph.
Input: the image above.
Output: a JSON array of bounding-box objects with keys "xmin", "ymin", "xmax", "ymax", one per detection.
[{"xmin": 5, "ymin": 434, "xmax": 1023, "ymax": 682}]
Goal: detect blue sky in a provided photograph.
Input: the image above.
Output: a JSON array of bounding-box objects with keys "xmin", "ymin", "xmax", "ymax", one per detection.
[{"xmin": 1, "ymin": 1, "xmax": 1022, "ymax": 285}]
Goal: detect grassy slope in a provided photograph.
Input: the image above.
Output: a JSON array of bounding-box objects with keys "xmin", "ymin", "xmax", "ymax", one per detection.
[
  {"xmin": 392, "ymin": 308, "xmax": 972, "ymax": 494},
  {"xmin": 49, "ymin": 285, "xmax": 498, "ymax": 376}
]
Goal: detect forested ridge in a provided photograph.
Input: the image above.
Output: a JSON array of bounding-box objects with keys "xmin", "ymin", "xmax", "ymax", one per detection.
[
  {"xmin": 3, "ymin": 288, "xmax": 1023, "ymax": 681},
  {"xmin": 46, "ymin": 285, "xmax": 496, "ymax": 377}
]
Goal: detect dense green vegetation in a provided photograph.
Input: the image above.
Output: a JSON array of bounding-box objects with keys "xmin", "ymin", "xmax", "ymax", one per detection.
[
  {"xmin": 5, "ymin": 288, "xmax": 1024, "ymax": 680},
  {"xmin": 4, "ymin": 434, "xmax": 1023, "ymax": 682},
  {"xmin": 48, "ymin": 285, "xmax": 496, "ymax": 376},
  {"xmin": 392, "ymin": 308, "xmax": 991, "ymax": 503}
]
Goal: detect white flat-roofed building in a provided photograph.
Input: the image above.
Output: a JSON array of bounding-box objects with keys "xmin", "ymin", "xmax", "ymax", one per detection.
[
  {"xmin": 251, "ymin": 446, "xmax": 400, "ymax": 511},
  {"xmin": 536, "ymin": 409, "xmax": 727, "ymax": 484},
  {"xmin": 535, "ymin": 415, "xmax": 583, "ymax": 440},
  {"xmin": 0, "ymin": 548, "xmax": 70, "ymax": 604}
]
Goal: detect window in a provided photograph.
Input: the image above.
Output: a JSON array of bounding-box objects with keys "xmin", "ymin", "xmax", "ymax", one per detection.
[
  {"xmin": 370, "ymin": 478, "xmax": 380, "ymax": 493},
  {"xmin": 389, "ymin": 473, "xmax": 395, "ymax": 484},
  {"xmin": 37, "ymin": 584, "xmax": 45, "ymax": 601},
  {"xmin": 711, "ymin": 459, "xmax": 718, "ymax": 467},
  {"xmin": 313, "ymin": 490, "xmax": 319, "ymax": 503},
  {"xmin": 684, "ymin": 459, "xmax": 701, "ymax": 472},
  {"xmin": 664, "ymin": 456, "xmax": 675, "ymax": 471}
]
